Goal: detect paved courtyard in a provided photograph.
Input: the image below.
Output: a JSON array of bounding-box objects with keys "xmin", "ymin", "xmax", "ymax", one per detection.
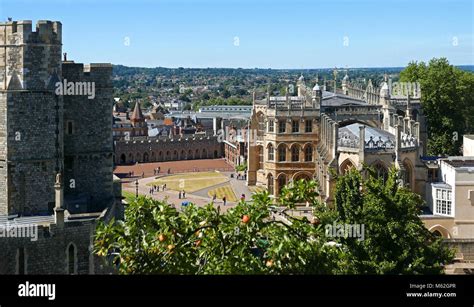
[{"xmin": 117, "ymin": 159, "xmax": 255, "ymax": 210}]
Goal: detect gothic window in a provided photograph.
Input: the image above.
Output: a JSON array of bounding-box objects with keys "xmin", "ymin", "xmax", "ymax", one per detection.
[
  {"xmin": 267, "ymin": 174, "xmax": 274, "ymax": 195},
  {"xmin": 66, "ymin": 243, "xmax": 77, "ymax": 274},
  {"xmin": 304, "ymin": 146, "xmax": 313, "ymax": 162},
  {"xmin": 373, "ymin": 163, "xmax": 388, "ymax": 182},
  {"xmin": 291, "ymin": 145, "xmax": 300, "ymax": 162},
  {"xmin": 267, "ymin": 144, "xmax": 274, "ymax": 161},
  {"xmin": 278, "ymin": 145, "xmax": 286, "ymax": 162},
  {"xmin": 277, "ymin": 175, "xmax": 287, "ymax": 195}
]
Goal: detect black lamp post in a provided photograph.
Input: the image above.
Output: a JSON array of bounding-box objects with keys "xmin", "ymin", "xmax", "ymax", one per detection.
[{"xmin": 135, "ymin": 180, "xmax": 139, "ymax": 198}]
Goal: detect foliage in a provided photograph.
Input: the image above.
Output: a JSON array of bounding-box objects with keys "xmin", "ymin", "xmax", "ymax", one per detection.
[
  {"xmin": 96, "ymin": 172, "xmax": 454, "ymax": 274},
  {"xmin": 400, "ymin": 58, "xmax": 474, "ymax": 155},
  {"xmin": 333, "ymin": 167, "xmax": 454, "ymax": 274}
]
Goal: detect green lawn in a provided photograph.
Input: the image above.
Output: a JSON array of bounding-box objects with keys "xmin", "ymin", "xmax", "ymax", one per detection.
[
  {"xmin": 249, "ymin": 186, "xmax": 266, "ymax": 194},
  {"xmin": 147, "ymin": 171, "xmax": 228, "ymax": 193},
  {"xmin": 208, "ymin": 184, "xmax": 237, "ymax": 202},
  {"xmin": 122, "ymin": 191, "xmax": 138, "ymax": 203}
]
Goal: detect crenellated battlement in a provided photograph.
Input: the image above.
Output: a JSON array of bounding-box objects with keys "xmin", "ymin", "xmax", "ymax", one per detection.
[
  {"xmin": 0, "ymin": 20, "xmax": 62, "ymax": 45},
  {"xmin": 62, "ymin": 62, "xmax": 113, "ymax": 88}
]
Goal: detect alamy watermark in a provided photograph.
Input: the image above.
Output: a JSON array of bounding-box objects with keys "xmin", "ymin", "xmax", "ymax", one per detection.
[
  {"xmin": 0, "ymin": 218, "xmax": 38, "ymax": 242},
  {"xmin": 55, "ymin": 79, "xmax": 96, "ymax": 99},
  {"xmin": 325, "ymin": 222, "xmax": 365, "ymax": 241}
]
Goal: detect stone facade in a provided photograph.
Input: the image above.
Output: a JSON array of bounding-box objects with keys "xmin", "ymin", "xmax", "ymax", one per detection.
[
  {"xmin": 114, "ymin": 133, "xmax": 223, "ymax": 164},
  {"xmin": 247, "ymin": 74, "xmax": 427, "ymax": 202},
  {"xmin": 0, "ymin": 20, "xmax": 120, "ymax": 275},
  {"xmin": 0, "ymin": 20, "xmax": 63, "ymax": 215}
]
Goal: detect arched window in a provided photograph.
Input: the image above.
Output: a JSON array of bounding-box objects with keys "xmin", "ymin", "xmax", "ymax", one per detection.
[
  {"xmin": 373, "ymin": 162, "xmax": 388, "ymax": 182},
  {"xmin": 291, "ymin": 145, "xmax": 300, "ymax": 162},
  {"xmin": 277, "ymin": 174, "xmax": 287, "ymax": 195},
  {"xmin": 278, "ymin": 145, "xmax": 286, "ymax": 162},
  {"xmin": 403, "ymin": 160, "xmax": 413, "ymax": 190},
  {"xmin": 340, "ymin": 159, "xmax": 355, "ymax": 174},
  {"xmin": 66, "ymin": 243, "xmax": 77, "ymax": 275},
  {"xmin": 257, "ymin": 146, "xmax": 263, "ymax": 170},
  {"xmin": 267, "ymin": 174, "xmax": 274, "ymax": 195},
  {"xmin": 267, "ymin": 144, "xmax": 274, "ymax": 161},
  {"xmin": 304, "ymin": 146, "xmax": 312, "ymax": 162}
]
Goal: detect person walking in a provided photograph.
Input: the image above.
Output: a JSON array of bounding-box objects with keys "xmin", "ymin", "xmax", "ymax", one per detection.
[
  {"xmin": 182, "ymin": 190, "xmax": 186, "ymax": 198},
  {"xmin": 178, "ymin": 191, "xmax": 182, "ymax": 199},
  {"xmin": 223, "ymin": 196, "xmax": 226, "ymax": 206}
]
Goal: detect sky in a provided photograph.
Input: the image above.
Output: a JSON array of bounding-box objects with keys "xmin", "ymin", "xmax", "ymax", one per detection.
[{"xmin": 1, "ymin": 0, "xmax": 473, "ymax": 69}]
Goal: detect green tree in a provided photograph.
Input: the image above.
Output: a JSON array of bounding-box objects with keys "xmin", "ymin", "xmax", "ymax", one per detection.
[
  {"xmin": 95, "ymin": 172, "xmax": 453, "ymax": 274},
  {"xmin": 333, "ymin": 167, "xmax": 454, "ymax": 274},
  {"xmin": 400, "ymin": 58, "xmax": 474, "ymax": 155}
]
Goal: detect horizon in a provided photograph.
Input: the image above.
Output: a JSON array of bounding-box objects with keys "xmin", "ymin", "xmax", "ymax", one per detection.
[
  {"xmin": 1, "ymin": 0, "xmax": 472, "ymax": 69},
  {"xmin": 111, "ymin": 63, "xmax": 474, "ymax": 70}
]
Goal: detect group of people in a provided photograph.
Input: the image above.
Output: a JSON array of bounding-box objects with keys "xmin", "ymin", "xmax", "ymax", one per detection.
[
  {"xmin": 149, "ymin": 183, "xmax": 166, "ymax": 195},
  {"xmin": 236, "ymin": 173, "xmax": 247, "ymax": 180},
  {"xmin": 153, "ymin": 167, "xmax": 161, "ymax": 175},
  {"xmin": 178, "ymin": 190, "xmax": 186, "ymax": 199}
]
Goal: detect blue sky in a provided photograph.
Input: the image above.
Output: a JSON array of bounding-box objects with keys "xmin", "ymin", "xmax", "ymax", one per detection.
[{"xmin": 1, "ymin": 0, "xmax": 472, "ymax": 68}]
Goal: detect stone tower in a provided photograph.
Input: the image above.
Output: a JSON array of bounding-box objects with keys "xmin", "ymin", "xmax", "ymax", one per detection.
[
  {"xmin": 62, "ymin": 62, "xmax": 114, "ymax": 213},
  {"xmin": 0, "ymin": 20, "xmax": 63, "ymax": 216}
]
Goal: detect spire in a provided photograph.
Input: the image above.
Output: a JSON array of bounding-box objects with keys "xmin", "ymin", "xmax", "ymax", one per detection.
[{"xmin": 130, "ymin": 101, "xmax": 144, "ymax": 122}]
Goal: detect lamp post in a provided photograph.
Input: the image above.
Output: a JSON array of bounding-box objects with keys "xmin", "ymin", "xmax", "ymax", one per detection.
[{"xmin": 135, "ymin": 180, "xmax": 139, "ymax": 198}]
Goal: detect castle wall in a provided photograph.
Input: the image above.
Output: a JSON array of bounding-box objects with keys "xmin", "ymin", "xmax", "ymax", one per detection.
[
  {"xmin": 0, "ymin": 20, "xmax": 63, "ymax": 216},
  {"xmin": 62, "ymin": 63, "xmax": 114, "ymax": 211}
]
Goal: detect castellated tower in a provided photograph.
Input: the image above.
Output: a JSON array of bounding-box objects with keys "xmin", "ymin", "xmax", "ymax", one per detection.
[
  {"xmin": 0, "ymin": 20, "xmax": 63, "ymax": 216},
  {"xmin": 62, "ymin": 62, "xmax": 114, "ymax": 212}
]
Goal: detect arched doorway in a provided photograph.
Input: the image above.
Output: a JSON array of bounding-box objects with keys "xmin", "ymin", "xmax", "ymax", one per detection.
[
  {"xmin": 143, "ymin": 152, "xmax": 149, "ymax": 162},
  {"xmin": 120, "ymin": 154, "xmax": 126, "ymax": 164}
]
